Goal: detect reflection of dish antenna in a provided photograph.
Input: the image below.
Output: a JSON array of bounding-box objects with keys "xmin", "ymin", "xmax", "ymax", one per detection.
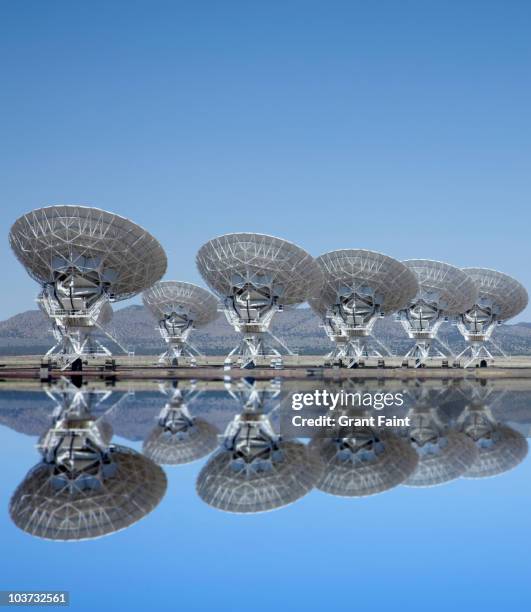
[
  {"xmin": 398, "ymin": 260, "xmax": 478, "ymax": 367},
  {"xmin": 143, "ymin": 281, "xmax": 218, "ymax": 366},
  {"xmin": 403, "ymin": 398, "xmax": 478, "ymax": 487},
  {"xmin": 457, "ymin": 400, "xmax": 528, "ymax": 478},
  {"xmin": 196, "ymin": 379, "xmax": 320, "ymax": 513},
  {"xmin": 196, "ymin": 233, "xmax": 323, "ymax": 369},
  {"xmin": 456, "ymin": 269, "xmax": 528, "ymax": 367},
  {"xmin": 9, "ymin": 205, "xmax": 167, "ymax": 371},
  {"xmin": 310, "ymin": 250, "xmax": 418, "ymax": 368},
  {"xmin": 143, "ymin": 384, "xmax": 219, "ymax": 465},
  {"xmin": 9, "ymin": 385, "xmax": 166, "ymax": 541},
  {"xmin": 310, "ymin": 421, "xmax": 418, "ymax": 497}
]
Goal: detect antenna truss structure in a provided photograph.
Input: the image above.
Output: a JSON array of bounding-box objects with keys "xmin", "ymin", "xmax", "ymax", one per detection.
[
  {"xmin": 310, "ymin": 249, "xmax": 418, "ymax": 368},
  {"xmin": 455, "ymin": 268, "xmax": 529, "ymax": 367},
  {"xmin": 196, "ymin": 233, "xmax": 323, "ymax": 369},
  {"xmin": 143, "ymin": 281, "xmax": 218, "ymax": 366},
  {"xmin": 9, "ymin": 205, "xmax": 167, "ymax": 370},
  {"xmin": 398, "ymin": 260, "xmax": 478, "ymax": 367}
]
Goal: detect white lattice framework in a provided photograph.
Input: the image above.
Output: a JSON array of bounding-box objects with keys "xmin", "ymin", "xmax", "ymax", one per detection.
[
  {"xmin": 196, "ymin": 380, "xmax": 320, "ymax": 513},
  {"xmin": 143, "ymin": 381, "xmax": 219, "ymax": 465},
  {"xmin": 143, "ymin": 281, "xmax": 218, "ymax": 366},
  {"xmin": 455, "ymin": 268, "xmax": 528, "ymax": 367},
  {"xmin": 9, "ymin": 381, "xmax": 167, "ymax": 540},
  {"xmin": 310, "ymin": 249, "xmax": 418, "ymax": 368},
  {"xmin": 398, "ymin": 260, "xmax": 478, "ymax": 367},
  {"xmin": 196, "ymin": 233, "xmax": 323, "ymax": 369},
  {"xmin": 9, "ymin": 205, "xmax": 167, "ymax": 370}
]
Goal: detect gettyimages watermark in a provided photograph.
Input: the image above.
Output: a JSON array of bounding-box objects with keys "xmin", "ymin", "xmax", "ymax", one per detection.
[{"xmin": 280, "ymin": 389, "xmax": 410, "ymax": 437}]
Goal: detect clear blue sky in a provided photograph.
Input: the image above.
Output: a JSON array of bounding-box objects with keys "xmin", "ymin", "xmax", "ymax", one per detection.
[{"xmin": 1, "ymin": 1, "xmax": 531, "ymax": 320}]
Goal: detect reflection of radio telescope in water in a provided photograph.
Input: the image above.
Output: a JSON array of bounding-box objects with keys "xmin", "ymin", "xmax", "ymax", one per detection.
[
  {"xmin": 398, "ymin": 260, "xmax": 478, "ymax": 367},
  {"xmin": 403, "ymin": 405, "xmax": 478, "ymax": 487},
  {"xmin": 196, "ymin": 410, "xmax": 321, "ymax": 513},
  {"xmin": 9, "ymin": 205, "xmax": 167, "ymax": 371},
  {"xmin": 9, "ymin": 391, "xmax": 167, "ymax": 541},
  {"xmin": 309, "ymin": 424, "xmax": 418, "ymax": 497},
  {"xmin": 457, "ymin": 401, "xmax": 528, "ymax": 478},
  {"xmin": 196, "ymin": 233, "xmax": 323, "ymax": 369},
  {"xmin": 143, "ymin": 388, "xmax": 219, "ymax": 465},
  {"xmin": 456, "ymin": 268, "xmax": 528, "ymax": 367},
  {"xmin": 310, "ymin": 249, "xmax": 418, "ymax": 368},
  {"xmin": 143, "ymin": 281, "xmax": 218, "ymax": 366}
]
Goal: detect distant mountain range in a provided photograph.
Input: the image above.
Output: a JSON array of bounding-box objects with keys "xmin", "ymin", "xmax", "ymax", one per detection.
[{"xmin": 2, "ymin": 305, "xmax": 531, "ymax": 356}]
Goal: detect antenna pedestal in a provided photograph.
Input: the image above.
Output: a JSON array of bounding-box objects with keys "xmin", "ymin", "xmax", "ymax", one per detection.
[
  {"xmin": 39, "ymin": 292, "xmax": 127, "ymax": 371},
  {"xmin": 157, "ymin": 326, "xmax": 201, "ymax": 367},
  {"xmin": 225, "ymin": 331, "xmax": 284, "ymax": 370},
  {"xmin": 400, "ymin": 317, "xmax": 452, "ymax": 368},
  {"xmin": 326, "ymin": 330, "xmax": 388, "ymax": 368},
  {"xmin": 455, "ymin": 320, "xmax": 503, "ymax": 368},
  {"xmin": 222, "ymin": 301, "xmax": 291, "ymax": 370}
]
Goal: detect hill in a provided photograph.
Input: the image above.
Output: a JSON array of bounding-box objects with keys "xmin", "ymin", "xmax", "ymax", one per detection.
[{"xmin": 1, "ymin": 305, "xmax": 531, "ymax": 356}]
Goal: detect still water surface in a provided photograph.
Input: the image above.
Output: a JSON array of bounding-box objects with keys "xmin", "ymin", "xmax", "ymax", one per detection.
[{"xmin": 0, "ymin": 377, "xmax": 530, "ymax": 611}]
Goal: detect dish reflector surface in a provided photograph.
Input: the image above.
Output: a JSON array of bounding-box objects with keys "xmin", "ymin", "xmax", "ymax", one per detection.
[{"xmin": 9, "ymin": 205, "xmax": 167, "ymax": 300}]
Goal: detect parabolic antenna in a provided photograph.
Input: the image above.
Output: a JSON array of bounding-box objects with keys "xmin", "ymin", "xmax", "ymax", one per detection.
[
  {"xmin": 456, "ymin": 268, "xmax": 529, "ymax": 367},
  {"xmin": 309, "ymin": 428, "xmax": 418, "ymax": 497},
  {"xmin": 310, "ymin": 249, "xmax": 418, "ymax": 367},
  {"xmin": 456, "ymin": 402, "xmax": 528, "ymax": 478},
  {"xmin": 143, "ymin": 402, "xmax": 219, "ymax": 465},
  {"xmin": 399, "ymin": 260, "xmax": 478, "ymax": 367},
  {"xmin": 196, "ymin": 233, "xmax": 323, "ymax": 368},
  {"xmin": 9, "ymin": 446, "xmax": 167, "ymax": 541},
  {"xmin": 196, "ymin": 441, "xmax": 319, "ymax": 513},
  {"xmin": 9, "ymin": 205, "xmax": 167, "ymax": 369},
  {"xmin": 196, "ymin": 411, "xmax": 321, "ymax": 513},
  {"xmin": 143, "ymin": 281, "xmax": 219, "ymax": 366},
  {"xmin": 9, "ymin": 205, "xmax": 167, "ymax": 300},
  {"xmin": 463, "ymin": 425, "xmax": 528, "ymax": 479},
  {"xmin": 404, "ymin": 430, "xmax": 478, "ymax": 487}
]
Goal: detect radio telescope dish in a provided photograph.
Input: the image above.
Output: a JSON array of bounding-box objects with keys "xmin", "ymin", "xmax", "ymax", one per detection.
[
  {"xmin": 456, "ymin": 402, "xmax": 528, "ymax": 478},
  {"xmin": 309, "ymin": 428, "xmax": 418, "ymax": 497},
  {"xmin": 399, "ymin": 260, "xmax": 478, "ymax": 367},
  {"xmin": 196, "ymin": 411, "xmax": 320, "ymax": 513},
  {"xmin": 143, "ymin": 398, "xmax": 219, "ymax": 465},
  {"xmin": 196, "ymin": 233, "xmax": 323, "ymax": 368},
  {"xmin": 9, "ymin": 446, "xmax": 167, "ymax": 541},
  {"xmin": 310, "ymin": 249, "xmax": 418, "ymax": 368},
  {"xmin": 463, "ymin": 425, "xmax": 528, "ymax": 478},
  {"xmin": 197, "ymin": 441, "xmax": 319, "ymax": 513},
  {"xmin": 143, "ymin": 281, "xmax": 218, "ymax": 366},
  {"xmin": 9, "ymin": 205, "xmax": 167, "ymax": 370},
  {"xmin": 404, "ymin": 430, "xmax": 478, "ymax": 487},
  {"xmin": 456, "ymin": 268, "xmax": 528, "ymax": 367}
]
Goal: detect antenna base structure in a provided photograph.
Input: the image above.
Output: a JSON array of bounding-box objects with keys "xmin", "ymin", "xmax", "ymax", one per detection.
[
  {"xmin": 38, "ymin": 291, "xmax": 127, "ymax": 371},
  {"xmin": 156, "ymin": 322, "xmax": 201, "ymax": 367},
  {"xmin": 323, "ymin": 318, "xmax": 388, "ymax": 368},
  {"xmin": 454, "ymin": 320, "xmax": 502, "ymax": 368},
  {"xmin": 399, "ymin": 317, "xmax": 452, "ymax": 368},
  {"xmin": 222, "ymin": 301, "xmax": 289, "ymax": 370}
]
